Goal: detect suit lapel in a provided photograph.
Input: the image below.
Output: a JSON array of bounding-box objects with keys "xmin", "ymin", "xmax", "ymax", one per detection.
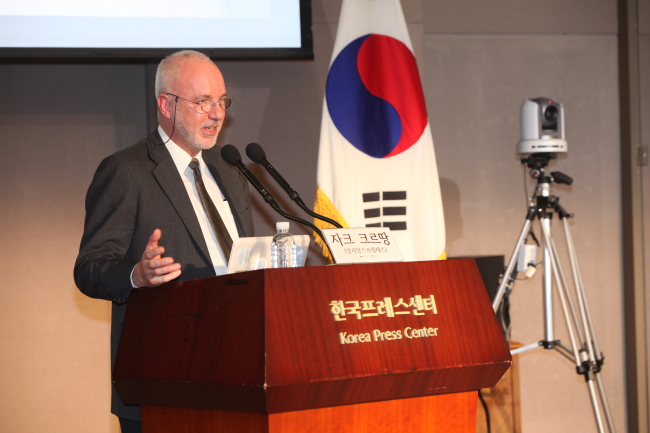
[{"xmin": 147, "ymin": 132, "xmax": 212, "ymax": 265}]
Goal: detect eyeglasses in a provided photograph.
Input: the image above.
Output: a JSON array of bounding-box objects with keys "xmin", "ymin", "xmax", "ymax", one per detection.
[{"xmin": 166, "ymin": 93, "xmax": 233, "ymax": 113}]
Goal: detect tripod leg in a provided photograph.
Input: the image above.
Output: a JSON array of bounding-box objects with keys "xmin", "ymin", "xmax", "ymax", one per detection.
[
  {"xmin": 562, "ymin": 218, "xmax": 604, "ymax": 362},
  {"xmin": 539, "ymin": 219, "xmax": 582, "ymax": 359},
  {"xmin": 586, "ymin": 375, "xmax": 607, "ymax": 433},
  {"xmin": 596, "ymin": 374, "xmax": 617, "ymax": 433},
  {"xmin": 493, "ymin": 208, "xmax": 536, "ymax": 312},
  {"xmin": 541, "ymin": 221, "xmax": 608, "ymax": 433},
  {"xmin": 547, "ymin": 232, "xmax": 587, "ymax": 345},
  {"xmin": 561, "ymin": 218, "xmax": 617, "ymax": 432},
  {"xmin": 541, "ymin": 217, "xmax": 555, "ymax": 342}
]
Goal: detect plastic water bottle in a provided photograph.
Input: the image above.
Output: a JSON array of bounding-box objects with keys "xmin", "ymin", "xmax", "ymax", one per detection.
[{"xmin": 271, "ymin": 222, "xmax": 297, "ymax": 268}]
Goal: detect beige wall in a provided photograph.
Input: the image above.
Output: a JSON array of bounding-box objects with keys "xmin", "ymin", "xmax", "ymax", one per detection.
[
  {"xmin": 0, "ymin": 0, "xmax": 645, "ymax": 432},
  {"xmin": 0, "ymin": 65, "xmax": 148, "ymax": 432}
]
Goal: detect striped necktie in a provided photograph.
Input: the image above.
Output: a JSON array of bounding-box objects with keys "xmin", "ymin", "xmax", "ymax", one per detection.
[{"xmin": 188, "ymin": 158, "xmax": 233, "ymax": 263}]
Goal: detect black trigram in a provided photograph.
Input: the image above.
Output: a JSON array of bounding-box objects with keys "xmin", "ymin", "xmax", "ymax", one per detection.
[{"xmin": 362, "ymin": 191, "xmax": 407, "ymax": 230}]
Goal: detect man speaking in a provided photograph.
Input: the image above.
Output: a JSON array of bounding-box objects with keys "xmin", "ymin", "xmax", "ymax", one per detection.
[{"xmin": 74, "ymin": 50, "xmax": 254, "ymax": 432}]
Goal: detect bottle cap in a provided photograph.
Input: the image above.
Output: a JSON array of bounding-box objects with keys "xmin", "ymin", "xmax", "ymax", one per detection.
[{"xmin": 276, "ymin": 221, "xmax": 290, "ymax": 230}]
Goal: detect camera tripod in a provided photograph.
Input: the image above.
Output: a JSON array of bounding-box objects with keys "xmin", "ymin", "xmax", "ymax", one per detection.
[{"xmin": 492, "ymin": 154, "xmax": 616, "ymax": 433}]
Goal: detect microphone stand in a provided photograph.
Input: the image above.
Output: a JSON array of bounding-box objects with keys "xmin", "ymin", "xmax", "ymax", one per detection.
[
  {"xmin": 221, "ymin": 145, "xmax": 337, "ymax": 262},
  {"xmin": 246, "ymin": 142, "xmax": 343, "ymax": 229}
]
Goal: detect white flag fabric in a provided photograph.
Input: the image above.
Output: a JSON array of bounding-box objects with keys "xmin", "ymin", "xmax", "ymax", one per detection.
[{"xmin": 314, "ymin": 0, "xmax": 446, "ymax": 261}]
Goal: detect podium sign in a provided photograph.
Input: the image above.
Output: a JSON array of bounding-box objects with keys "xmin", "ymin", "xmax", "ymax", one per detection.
[
  {"xmin": 113, "ymin": 260, "xmax": 511, "ymax": 431},
  {"xmin": 322, "ymin": 227, "xmax": 404, "ymax": 264}
]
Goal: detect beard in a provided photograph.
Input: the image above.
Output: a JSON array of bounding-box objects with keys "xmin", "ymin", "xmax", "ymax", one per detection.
[{"xmin": 174, "ymin": 111, "xmax": 220, "ymax": 151}]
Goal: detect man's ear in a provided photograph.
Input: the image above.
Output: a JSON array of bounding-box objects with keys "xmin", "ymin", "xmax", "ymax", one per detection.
[{"xmin": 157, "ymin": 93, "xmax": 175, "ymax": 120}]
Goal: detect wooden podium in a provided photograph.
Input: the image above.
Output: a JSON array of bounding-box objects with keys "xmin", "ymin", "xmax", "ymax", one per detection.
[{"xmin": 113, "ymin": 259, "xmax": 511, "ymax": 432}]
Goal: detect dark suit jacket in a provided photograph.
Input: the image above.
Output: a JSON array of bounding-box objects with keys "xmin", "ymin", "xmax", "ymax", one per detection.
[{"xmin": 74, "ymin": 131, "xmax": 253, "ymax": 420}]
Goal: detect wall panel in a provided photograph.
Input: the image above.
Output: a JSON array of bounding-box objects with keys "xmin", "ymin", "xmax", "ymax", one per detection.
[
  {"xmin": 424, "ymin": 34, "xmax": 625, "ymax": 432},
  {"xmin": 0, "ymin": 64, "xmax": 147, "ymax": 433}
]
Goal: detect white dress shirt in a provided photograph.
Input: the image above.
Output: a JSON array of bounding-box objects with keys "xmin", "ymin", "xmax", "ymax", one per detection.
[{"xmin": 159, "ymin": 126, "xmax": 239, "ymax": 276}]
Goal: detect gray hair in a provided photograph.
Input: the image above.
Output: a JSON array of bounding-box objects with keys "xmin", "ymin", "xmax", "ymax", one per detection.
[{"xmin": 154, "ymin": 50, "xmax": 212, "ymax": 97}]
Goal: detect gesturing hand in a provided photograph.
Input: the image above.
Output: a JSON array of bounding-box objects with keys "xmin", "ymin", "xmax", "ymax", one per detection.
[{"xmin": 132, "ymin": 229, "xmax": 182, "ymax": 287}]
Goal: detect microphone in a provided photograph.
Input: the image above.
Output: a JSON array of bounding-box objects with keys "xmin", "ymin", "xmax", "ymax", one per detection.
[
  {"xmin": 245, "ymin": 142, "xmax": 343, "ymax": 228},
  {"xmin": 221, "ymin": 144, "xmax": 276, "ymax": 206},
  {"xmin": 221, "ymin": 144, "xmax": 336, "ymax": 261}
]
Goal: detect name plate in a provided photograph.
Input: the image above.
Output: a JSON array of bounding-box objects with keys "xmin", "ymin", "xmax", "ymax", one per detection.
[{"xmin": 323, "ymin": 227, "xmax": 403, "ymax": 264}]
